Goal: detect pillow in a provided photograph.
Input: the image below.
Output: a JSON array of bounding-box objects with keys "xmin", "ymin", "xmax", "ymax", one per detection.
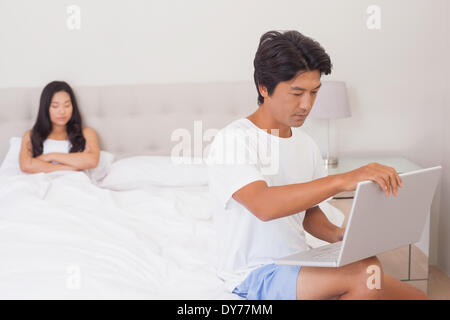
[
  {"xmin": 99, "ymin": 155, "xmax": 208, "ymax": 190},
  {"xmin": 85, "ymin": 151, "xmax": 115, "ymax": 184},
  {"xmin": 0, "ymin": 137, "xmax": 22, "ymax": 174}
]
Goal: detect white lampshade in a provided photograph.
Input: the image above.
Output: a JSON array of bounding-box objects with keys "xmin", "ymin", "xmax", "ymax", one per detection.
[{"xmin": 309, "ymin": 81, "xmax": 351, "ymax": 119}]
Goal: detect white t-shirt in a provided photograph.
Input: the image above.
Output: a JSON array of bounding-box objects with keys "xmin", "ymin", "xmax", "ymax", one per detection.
[{"xmin": 207, "ymin": 118, "xmax": 328, "ymax": 292}]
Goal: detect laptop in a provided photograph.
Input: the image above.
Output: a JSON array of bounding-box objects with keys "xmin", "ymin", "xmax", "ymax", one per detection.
[{"xmin": 275, "ymin": 166, "xmax": 442, "ymax": 268}]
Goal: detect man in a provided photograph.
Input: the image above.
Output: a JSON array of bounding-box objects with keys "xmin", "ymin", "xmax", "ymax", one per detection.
[{"xmin": 207, "ymin": 30, "xmax": 428, "ymax": 300}]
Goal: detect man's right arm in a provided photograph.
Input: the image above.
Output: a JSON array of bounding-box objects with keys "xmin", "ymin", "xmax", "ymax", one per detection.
[
  {"xmin": 232, "ymin": 162, "xmax": 402, "ymax": 222},
  {"xmin": 232, "ymin": 175, "xmax": 343, "ymax": 222}
]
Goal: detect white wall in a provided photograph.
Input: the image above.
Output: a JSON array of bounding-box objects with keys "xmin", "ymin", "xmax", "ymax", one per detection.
[{"xmin": 0, "ymin": 0, "xmax": 448, "ymax": 274}]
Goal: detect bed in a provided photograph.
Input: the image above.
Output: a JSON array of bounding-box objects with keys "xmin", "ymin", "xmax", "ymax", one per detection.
[{"xmin": 0, "ymin": 82, "xmax": 344, "ymax": 299}]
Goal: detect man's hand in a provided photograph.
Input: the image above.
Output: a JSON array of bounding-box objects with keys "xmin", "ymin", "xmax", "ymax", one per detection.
[
  {"xmin": 334, "ymin": 227, "xmax": 345, "ymax": 242},
  {"xmin": 340, "ymin": 162, "xmax": 403, "ymax": 197},
  {"xmin": 303, "ymin": 206, "xmax": 346, "ymax": 244}
]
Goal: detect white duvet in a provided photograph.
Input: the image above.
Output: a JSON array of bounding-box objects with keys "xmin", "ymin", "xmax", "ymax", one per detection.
[
  {"xmin": 0, "ymin": 170, "xmax": 237, "ymax": 299},
  {"xmin": 0, "ymin": 154, "xmax": 344, "ymax": 299}
]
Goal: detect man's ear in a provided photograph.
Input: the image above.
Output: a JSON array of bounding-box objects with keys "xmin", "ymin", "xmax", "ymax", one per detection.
[{"xmin": 258, "ymin": 84, "xmax": 269, "ymax": 99}]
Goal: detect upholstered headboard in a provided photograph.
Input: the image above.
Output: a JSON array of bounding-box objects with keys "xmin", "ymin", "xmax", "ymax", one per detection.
[{"xmin": 0, "ymin": 82, "xmax": 258, "ymax": 159}]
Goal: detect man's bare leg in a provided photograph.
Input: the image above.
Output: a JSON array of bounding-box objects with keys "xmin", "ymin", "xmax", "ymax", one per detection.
[
  {"xmin": 296, "ymin": 256, "xmax": 428, "ymax": 300},
  {"xmin": 380, "ymin": 274, "xmax": 428, "ymax": 300}
]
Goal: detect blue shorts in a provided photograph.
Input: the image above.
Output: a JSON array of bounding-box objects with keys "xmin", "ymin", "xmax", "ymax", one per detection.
[{"xmin": 232, "ymin": 264, "xmax": 301, "ymax": 300}]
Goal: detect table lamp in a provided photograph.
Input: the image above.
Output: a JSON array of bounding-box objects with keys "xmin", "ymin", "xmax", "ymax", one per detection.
[{"xmin": 308, "ymin": 80, "xmax": 351, "ymax": 168}]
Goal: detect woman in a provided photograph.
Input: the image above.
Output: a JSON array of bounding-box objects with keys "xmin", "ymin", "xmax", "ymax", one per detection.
[{"xmin": 19, "ymin": 81, "xmax": 100, "ymax": 173}]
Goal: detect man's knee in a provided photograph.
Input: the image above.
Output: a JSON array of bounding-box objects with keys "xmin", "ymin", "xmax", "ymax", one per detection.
[
  {"xmin": 353, "ymin": 256, "xmax": 384, "ymax": 298},
  {"xmin": 362, "ymin": 256, "xmax": 383, "ymax": 271}
]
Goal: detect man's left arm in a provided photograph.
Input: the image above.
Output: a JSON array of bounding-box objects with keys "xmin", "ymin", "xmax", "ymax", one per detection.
[{"xmin": 303, "ymin": 205, "xmax": 345, "ymax": 243}]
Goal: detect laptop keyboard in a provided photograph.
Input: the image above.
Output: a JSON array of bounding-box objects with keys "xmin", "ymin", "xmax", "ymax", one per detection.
[{"xmin": 309, "ymin": 241, "xmax": 342, "ymax": 259}]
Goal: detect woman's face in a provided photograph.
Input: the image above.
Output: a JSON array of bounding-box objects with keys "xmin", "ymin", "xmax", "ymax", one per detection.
[{"xmin": 49, "ymin": 91, "xmax": 73, "ymax": 127}]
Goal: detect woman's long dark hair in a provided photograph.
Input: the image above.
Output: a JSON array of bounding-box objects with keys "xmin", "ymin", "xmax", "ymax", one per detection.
[{"xmin": 30, "ymin": 81, "xmax": 86, "ymax": 157}]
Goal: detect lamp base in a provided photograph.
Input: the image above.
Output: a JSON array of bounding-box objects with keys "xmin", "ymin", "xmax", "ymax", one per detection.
[{"xmin": 324, "ymin": 157, "xmax": 339, "ymax": 169}]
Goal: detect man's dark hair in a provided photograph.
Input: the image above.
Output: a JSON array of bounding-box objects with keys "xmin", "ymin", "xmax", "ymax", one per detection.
[{"xmin": 253, "ymin": 30, "xmax": 332, "ymax": 105}]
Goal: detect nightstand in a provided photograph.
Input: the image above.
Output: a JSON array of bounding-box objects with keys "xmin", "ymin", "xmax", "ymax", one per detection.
[{"xmin": 326, "ymin": 157, "xmax": 429, "ymax": 294}]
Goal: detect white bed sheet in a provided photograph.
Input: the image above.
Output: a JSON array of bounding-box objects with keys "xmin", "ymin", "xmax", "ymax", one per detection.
[{"xmin": 0, "ymin": 170, "xmax": 238, "ymax": 299}]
